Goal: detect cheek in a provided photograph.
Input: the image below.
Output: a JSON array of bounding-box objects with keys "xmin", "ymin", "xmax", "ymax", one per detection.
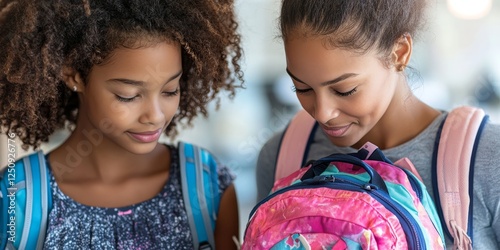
[
  {"xmin": 296, "ymin": 94, "xmax": 315, "ymax": 113},
  {"xmin": 346, "ymin": 91, "xmax": 394, "ymax": 125},
  {"xmin": 86, "ymin": 91, "xmax": 130, "ymax": 119},
  {"xmin": 335, "ymin": 96, "xmax": 375, "ymax": 121},
  {"xmin": 108, "ymin": 100, "xmax": 135, "ymax": 120},
  {"xmin": 162, "ymin": 96, "xmax": 181, "ymax": 116},
  {"xmin": 296, "ymin": 93, "xmax": 309, "ymax": 105},
  {"xmin": 87, "ymin": 100, "xmax": 135, "ymax": 132}
]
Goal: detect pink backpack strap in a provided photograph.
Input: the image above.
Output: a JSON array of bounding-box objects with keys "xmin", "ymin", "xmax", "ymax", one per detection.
[
  {"xmin": 275, "ymin": 109, "xmax": 316, "ymax": 181},
  {"xmin": 435, "ymin": 106, "xmax": 487, "ymax": 250},
  {"xmin": 394, "ymin": 157, "xmax": 424, "ymax": 181}
]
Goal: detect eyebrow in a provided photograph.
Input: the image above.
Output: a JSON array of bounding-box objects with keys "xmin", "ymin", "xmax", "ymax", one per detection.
[
  {"xmin": 107, "ymin": 70, "xmax": 183, "ymax": 86},
  {"xmin": 286, "ymin": 68, "xmax": 358, "ymax": 86}
]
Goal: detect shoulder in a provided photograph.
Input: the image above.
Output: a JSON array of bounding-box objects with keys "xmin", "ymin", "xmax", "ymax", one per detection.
[
  {"xmin": 257, "ymin": 131, "xmax": 283, "ymax": 165},
  {"xmin": 472, "ymin": 119, "xmax": 500, "ymax": 227},
  {"xmin": 1, "ymin": 151, "xmax": 46, "ymax": 175},
  {"xmin": 472, "ymin": 119, "xmax": 500, "ymax": 188},
  {"xmin": 479, "ymin": 119, "xmax": 500, "ymax": 140},
  {"xmin": 174, "ymin": 141, "xmax": 220, "ymax": 166},
  {"xmin": 476, "ymin": 120, "xmax": 500, "ymax": 161},
  {"xmin": 476, "ymin": 117, "xmax": 500, "ymax": 147},
  {"xmin": 174, "ymin": 141, "xmax": 234, "ymax": 184}
]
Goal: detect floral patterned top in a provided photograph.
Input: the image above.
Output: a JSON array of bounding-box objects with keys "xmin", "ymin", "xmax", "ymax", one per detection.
[{"xmin": 43, "ymin": 145, "xmax": 234, "ymax": 250}]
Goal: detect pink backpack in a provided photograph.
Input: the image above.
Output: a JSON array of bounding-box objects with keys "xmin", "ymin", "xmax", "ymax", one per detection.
[{"xmin": 242, "ymin": 106, "xmax": 487, "ymax": 250}]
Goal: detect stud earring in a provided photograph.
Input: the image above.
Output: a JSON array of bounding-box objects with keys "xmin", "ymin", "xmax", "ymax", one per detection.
[
  {"xmin": 397, "ymin": 64, "xmax": 406, "ymax": 72},
  {"xmin": 73, "ymin": 86, "xmax": 77, "ymax": 92}
]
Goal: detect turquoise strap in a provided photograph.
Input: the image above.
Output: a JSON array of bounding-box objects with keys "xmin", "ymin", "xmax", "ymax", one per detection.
[
  {"xmin": 20, "ymin": 152, "xmax": 49, "ymax": 250},
  {"xmin": 179, "ymin": 142, "xmax": 217, "ymax": 249}
]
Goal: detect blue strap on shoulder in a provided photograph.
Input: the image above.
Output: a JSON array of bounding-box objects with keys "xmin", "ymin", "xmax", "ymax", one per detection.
[
  {"xmin": 1, "ymin": 151, "xmax": 51, "ymax": 250},
  {"xmin": 178, "ymin": 142, "xmax": 220, "ymax": 250}
]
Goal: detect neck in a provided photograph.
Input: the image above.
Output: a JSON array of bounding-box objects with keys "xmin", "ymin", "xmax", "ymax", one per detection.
[
  {"xmin": 353, "ymin": 83, "xmax": 440, "ymax": 150},
  {"xmin": 48, "ymin": 125, "xmax": 169, "ymax": 184}
]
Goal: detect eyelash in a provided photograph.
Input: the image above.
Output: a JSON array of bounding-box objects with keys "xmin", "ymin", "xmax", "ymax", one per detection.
[
  {"xmin": 291, "ymin": 86, "xmax": 307, "ymax": 94},
  {"xmin": 115, "ymin": 95, "xmax": 137, "ymax": 102},
  {"xmin": 164, "ymin": 89, "xmax": 180, "ymax": 97},
  {"xmin": 291, "ymin": 86, "xmax": 357, "ymax": 97},
  {"xmin": 115, "ymin": 89, "xmax": 180, "ymax": 103},
  {"xmin": 336, "ymin": 88, "xmax": 357, "ymax": 97}
]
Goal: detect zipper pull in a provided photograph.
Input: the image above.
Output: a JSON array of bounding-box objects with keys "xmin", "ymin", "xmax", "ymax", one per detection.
[
  {"xmin": 308, "ymin": 175, "xmax": 335, "ymax": 184},
  {"xmin": 363, "ymin": 183, "xmax": 379, "ymax": 191}
]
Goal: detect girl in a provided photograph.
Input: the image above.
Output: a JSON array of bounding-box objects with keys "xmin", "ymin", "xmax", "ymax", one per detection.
[
  {"xmin": 256, "ymin": 0, "xmax": 500, "ymax": 249},
  {"xmin": 0, "ymin": 0, "xmax": 243, "ymax": 249}
]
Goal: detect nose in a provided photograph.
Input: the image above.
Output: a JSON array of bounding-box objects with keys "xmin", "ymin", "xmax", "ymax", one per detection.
[
  {"xmin": 139, "ymin": 98, "xmax": 165, "ymax": 125},
  {"xmin": 313, "ymin": 93, "xmax": 340, "ymax": 125}
]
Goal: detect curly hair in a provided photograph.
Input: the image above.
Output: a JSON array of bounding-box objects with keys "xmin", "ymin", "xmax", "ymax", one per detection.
[
  {"xmin": 280, "ymin": 0, "xmax": 428, "ymax": 56},
  {"xmin": 0, "ymin": 0, "xmax": 244, "ymax": 149}
]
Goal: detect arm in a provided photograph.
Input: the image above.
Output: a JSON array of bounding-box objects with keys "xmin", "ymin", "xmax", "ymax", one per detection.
[
  {"xmin": 214, "ymin": 184, "xmax": 239, "ymax": 250},
  {"xmin": 470, "ymin": 123, "xmax": 500, "ymax": 249}
]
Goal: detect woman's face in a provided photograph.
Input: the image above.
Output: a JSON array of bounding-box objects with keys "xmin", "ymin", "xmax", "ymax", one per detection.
[
  {"xmin": 77, "ymin": 41, "xmax": 182, "ymax": 155},
  {"xmin": 284, "ymin": 35, "xmax": 402, "ymax": 148}
]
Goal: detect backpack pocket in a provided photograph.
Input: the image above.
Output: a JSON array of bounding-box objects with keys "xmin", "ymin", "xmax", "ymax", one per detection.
[{"xmin": 243, "ymin": 153, "xmax": 446, "ymax": 250}]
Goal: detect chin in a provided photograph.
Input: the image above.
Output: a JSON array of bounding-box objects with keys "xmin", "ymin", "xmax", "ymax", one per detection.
[
  {"xmin": 327, "ymin": 136, "xmax": 358, "ymax": 148},
  {"xmin": 124, "ymin": 143, "xmax": 160, "ymax": 155}
]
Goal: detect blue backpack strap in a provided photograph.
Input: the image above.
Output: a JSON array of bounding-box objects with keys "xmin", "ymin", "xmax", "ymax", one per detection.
[
  {"xmin": 178, "ymin": 142, "xmax": 220, "ymax": 250},
  {"xmin": 1, "ymin": 151, "xmax": 51, "ymax": 250}
]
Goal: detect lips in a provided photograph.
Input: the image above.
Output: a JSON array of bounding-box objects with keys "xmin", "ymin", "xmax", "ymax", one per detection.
[
  {"xmin": 127, "ymin": 129, "xmax": 162, "ymax": 143},
  {"xmin": 321, "ymin": 124, "xmax": 352, "ymax": 137}
]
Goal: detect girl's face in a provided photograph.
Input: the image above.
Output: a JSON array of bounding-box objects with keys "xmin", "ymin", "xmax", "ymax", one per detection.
[
  {"xmin": 284, "ymin": 36, "xmax": 402, "ymax": 148},
  {"xmin": 78, "ymin": 41, "xmax": 182, "ymax": 155}
]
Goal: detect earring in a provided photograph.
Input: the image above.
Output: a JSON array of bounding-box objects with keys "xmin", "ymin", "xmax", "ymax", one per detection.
[
  {"xmin": 73, "ymin": 86, "xmax": 77, "ymax": 92},
  {"xmin": 397, "ymin": 65, "xmax": 406, "ymax": 72}
]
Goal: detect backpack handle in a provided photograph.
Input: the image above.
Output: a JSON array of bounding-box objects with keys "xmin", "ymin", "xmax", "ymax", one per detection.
[{"xmin": 301, "ymin": 154, "xmax": 389, "ymax": 193}]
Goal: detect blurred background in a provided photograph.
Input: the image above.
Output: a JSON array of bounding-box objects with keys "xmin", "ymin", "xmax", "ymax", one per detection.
[{"xmin": 2, "ymin": 0, "xmax": 500, "ymax": 241}]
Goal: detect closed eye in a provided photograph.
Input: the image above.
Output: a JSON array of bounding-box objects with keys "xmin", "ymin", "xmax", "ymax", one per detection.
[
  {"xmin": 291, "ymin": 86, "xmax": 312, "ymax": 95},
  {"xmin": 163, "ymin": 88, "xmax": 180, "ymax": 97},
  {"xmin": 335, "ymin": 87, "xmax": 357, "ymax": 97},
  {"xmin": 115, "ymin": 95, "xmax": 138, "ymax": 102}
]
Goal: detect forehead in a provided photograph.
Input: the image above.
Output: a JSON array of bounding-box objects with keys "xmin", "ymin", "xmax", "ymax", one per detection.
[
  {"xmin": 284, "ymin": 36, "xmax": 383, "ymax": 84},
  {"xmin": 91, "ymin": 42, "xmax": 182, "ymax": 79}
]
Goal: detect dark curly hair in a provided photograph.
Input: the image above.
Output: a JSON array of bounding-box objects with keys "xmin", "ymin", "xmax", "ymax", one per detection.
[
  {"xmin": 280, "ymin": 0, "xmax": 428, "ymax": 56},
  {"xmin": 0, "ymin": 0, "xmax": 244, "ymax": 149}
]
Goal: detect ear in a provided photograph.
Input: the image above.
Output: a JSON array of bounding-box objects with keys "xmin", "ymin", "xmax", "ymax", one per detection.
[
  {"xmin": 61, "ymin": 66, "xmax": 85, "ymax": 92},
  {"xmin": 391, "ymin": 33, "xmax": 413, "ymax": 71}
]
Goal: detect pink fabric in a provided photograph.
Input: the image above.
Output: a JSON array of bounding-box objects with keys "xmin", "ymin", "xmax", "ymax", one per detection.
[
  {"xmin": 436, "ymin": 106, "xmax": 483, "ymax": 249},
  {"xmin": 243, "ymin": 188, "xmax": 408, "ymax": 249},
  {"xmin": 275, "ymin": 110, "xmax": 316, "ymax": 180},
  {"xmin": 271, "ymin": 165, "xmax": 311, "ymax": 193},
  {"xmin": 275, "ymin": 110, "xmax": 316, "ymax": 181},
  {"xmin": 244, "ymin": 158, "xmax": 445, "ymax": 249},
  {"xmin": 394, "ymin": 157, "xmax": 423, "ymax": 182}
]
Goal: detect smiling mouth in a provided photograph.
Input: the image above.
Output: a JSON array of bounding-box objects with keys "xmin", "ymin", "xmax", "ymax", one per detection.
[
  {"xmin": 127, "ymin": 129, "xmax": 162, "ymax": 143},
  {"xmin": 321, "ymin": 124, "xmax": 352, "ymax": 137}
]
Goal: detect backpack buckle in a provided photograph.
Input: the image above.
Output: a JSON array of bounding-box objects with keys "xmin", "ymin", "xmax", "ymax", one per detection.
[{"xmin": 199, "ymin": 242, "xmax": 212, "ymax": 250}]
